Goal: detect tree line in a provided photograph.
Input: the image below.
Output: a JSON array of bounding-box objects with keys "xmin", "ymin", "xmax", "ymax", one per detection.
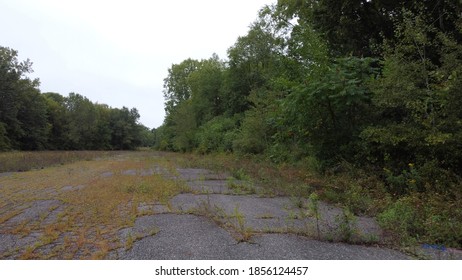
[
  {"xmin": 159, "ymin": 0, "xmax": 462, "ymax": 175},
  {"xmin": 157, "ymin": 1, "xmax": 462, "ymax": 246},
  {"xmin": 0, "ymin": 46, "xmax": 154, "ymax": 151}
]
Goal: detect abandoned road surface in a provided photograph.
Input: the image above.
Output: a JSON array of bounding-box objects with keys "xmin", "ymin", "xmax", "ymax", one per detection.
[{"xmin": 0, "ymin": 152, "xmax": 457, "ymax": 259}]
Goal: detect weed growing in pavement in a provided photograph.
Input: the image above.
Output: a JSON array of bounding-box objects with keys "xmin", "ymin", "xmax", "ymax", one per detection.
[
  {"xmin": 186, "ymin": 198, "xmax": 254, "ymax": 243},
  {"xmin": 307, "ymin": 193, "xmax": 321, "ymax": 239},
  {"xmin": 256, "ymin": 213, "xmax": 275, "ymax": 219},
  {"xmin": 287, "ymin": 210, "xmax": 300, "ymax": 220},
  {"xmin": 19, "ymin": 245, "xmax": 39, "ymax": 260},
  {"xmin": 226, "ymin": 178, "xmax": 256, "ymax": 195},
  {"xmin": 291, "ymin": 195, "xmax": 305, "ymax": 209},
  {"xmin": 232, "ymin": 205, "xmax": 253, "ymax": 242},
  {"xmin": 336, "ymin": 207, "xmax": 358, "ymax": 243},
  {"xmin": 232, "ymin": 168, "xmax": 249, "ymax": 181},
  {"xmin": 364, "ymin": 233, "xmax": 380, "ymax": 244},
  {"xmin": 125, "ymin": 232, "xmax": 136, "ymax": 251},
  {"xmin": 289, "ymin": 184, "xmax": 313, "ymax": 203}
]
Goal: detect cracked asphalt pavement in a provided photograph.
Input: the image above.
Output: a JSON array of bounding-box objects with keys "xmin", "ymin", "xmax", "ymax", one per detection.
[{"xmin": 2, "ymin": 155, "xmax": 460, "ymax": 260}]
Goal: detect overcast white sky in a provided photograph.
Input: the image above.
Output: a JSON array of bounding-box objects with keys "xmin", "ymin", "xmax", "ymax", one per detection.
[{"xmin": 0, "ymin": 0, "xmax": 275, "ymax": 128}]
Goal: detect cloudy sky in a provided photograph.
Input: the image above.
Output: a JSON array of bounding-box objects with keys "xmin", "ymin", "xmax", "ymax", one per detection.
[{"xmin": 0, "ymin": 0, "xmax": 275, "ymax": 128}]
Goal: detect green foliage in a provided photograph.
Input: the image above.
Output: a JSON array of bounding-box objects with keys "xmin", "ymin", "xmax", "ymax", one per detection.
[
  {"xmin": 233, "ymin": 111, "xmax": 269, "ymax": 155},
  {"xmin": 343, "ymin": 184, "xmax": 373, "ymax": 215},
  {"xmin": 0, "ymin": 122, "xmax": 9, "ymax": 151},
  {"xmin": 378, "ymin": 196, "xmax": 421, "ymax": 243},
  {"xmin": 231, "ymin": 168, "xmax": 249, "ymax": 181},
  {"xmin": 361, "ymin": 11, "xmax": 462, "ymax": 176},
  {"xmin": 109, "ymin": 107, "xmax": 142, "ymax": 150},
  {"xmin": 138, "ymin": 126, "xmax": 156, "ymax": 148},
  {"xmin": 420, "ymin": 195, "xmax": 462, "ymax": 248},
  {"xmin": 152, "ymin": 125, "xmax": 172, "ymax": 151},
  {"xmin": 196, "ymin": 117, "xmax": 237, "ymax": 154},
  {"xmin": 0, "ymin": 46, "xmax": 49, "ymax": 150},
  {"xmin": 277, "ymin": 0, "xmax": 462, "ymax": 57},
  {"xmin": 283, "ymin": 56, "xmax": 378, "ymax": 164},
  {"xmin": 170, "ymin": 100, "xmax": 197, "ymax": 152},
  {"xmin": 189, "ymin": 55, "xmax": 225, "ymax": 125},
  {"xmin": 383, "ymin": 164, "xmax": 421, "ymax": 195},
  {"xmin": 163, "ymin": 58, "xmax": 201, "ymax": 116},
  {"xmin": 337, "ymin": 207, "xmax": 357, "ymax": 243},
  {"xmin": 43, "ymin": 92, "xmax": 70, "ymax": 149},
  {"xmin": 225, "ymin": 18, "xmax": 286, "ymax": 115},
  {"xmin": 377, "ymin": 193, "xmax": 462, "ymax": 248},
  {"xmin": 0, "ymin": 46, "xmax": 144, "ymax": 151},
  {"xmin": 66, "ymin": 93, "xmax": 98, "ymax": 149},
  {"xmin": 234, "ymin": 85, "xmax": 288, "ymax": 157},
  {"xmin": 302, "ymin": 0, "xmax": 393, "ymax": 56},
  {"xmin": 15, "ymin": 81, "xmax": 49, "ymax": 150},
  {"xmin": 308, "ymin": 192, "xmax": 321, "ymax": 238}
]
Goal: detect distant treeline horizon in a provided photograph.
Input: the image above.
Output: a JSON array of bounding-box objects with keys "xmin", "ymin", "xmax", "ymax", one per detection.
[{"xmin": 1, "ymin": 46, "xmax": 155, "ymax": 151}]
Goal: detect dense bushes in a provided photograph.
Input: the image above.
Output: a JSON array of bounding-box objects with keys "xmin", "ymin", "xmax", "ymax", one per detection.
[
  {"xmin": 378, "ymin": 193, "xmax": 462, "ymax": 248},
  {"xmin": 196, "ymin": 117, "xmax": 237, "ymax": 154}
]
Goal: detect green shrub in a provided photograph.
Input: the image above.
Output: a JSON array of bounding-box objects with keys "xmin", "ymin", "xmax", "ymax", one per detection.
[
  {"xmin": 382, "ymin": 161, "xmax": 460, "ymax": 197},
  {"xmin": 196, "ymin": 117, "xmax": 237, "ymax": 154},
  {"xmin": 383, "ymin": 163, "xmax": 421, "ymax": 195},
  {"xmin": 344, "ymin": 184, "xmax": 374, "ymax": 215},
  {"xmin": 378, "ymin": 193, "xmax": 462, "ymax": 248},
  {"xmin": 233, "ymin": 112, "xmax": 269, "ymax": 155},
  {"xmin": 378, "ymin": 196, "xmax": 423, "ymax": 244},
  {"xmin": 420, "ymin": 194, "xmax": 462, "ymax": 248}
]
